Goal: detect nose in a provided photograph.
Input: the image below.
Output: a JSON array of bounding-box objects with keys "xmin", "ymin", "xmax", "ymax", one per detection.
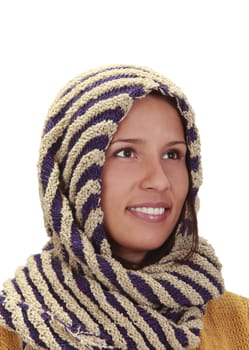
[{"xmin": 140, "ymin": 158, "xmax": 170, "ymax": 192}]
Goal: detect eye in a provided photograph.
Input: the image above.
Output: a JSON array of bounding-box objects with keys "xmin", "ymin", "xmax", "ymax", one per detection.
[
  {"xmin": 115, "ymin": 148, "xmax": 135, "ymax": 158},
  {"xmin": 162, "ymin": 150, "xmax": 180, "ymax": 160}
]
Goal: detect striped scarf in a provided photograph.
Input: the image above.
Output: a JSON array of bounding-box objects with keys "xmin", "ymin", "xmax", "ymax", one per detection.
[{"xmin": 0, "ymin": 65, "xmax": 224, "ymax": 349}]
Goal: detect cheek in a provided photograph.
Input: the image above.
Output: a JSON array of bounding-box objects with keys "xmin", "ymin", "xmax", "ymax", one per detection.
[
  {"xmin": 180, "ymin": 170, "xmax": 189, "ymax": 201},
  {"xmin": 171, "ymin": 166, "xmax": 189, "ymax": 201},
  {"xmin": 101, "ymin": 163, "xmax": 133, "ymax": 212},
  {"xmin": 101, "ymin": 165, "xmax": 131, "ymax": 236},
  {"xmin": 102, "ymin": 162, "xmax": 136, "ymax": 194}
]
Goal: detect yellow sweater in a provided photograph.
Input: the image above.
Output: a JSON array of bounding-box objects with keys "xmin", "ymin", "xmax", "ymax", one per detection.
[{"xmin": 0, "ymin": 291, "xmax": 248, "ymax": 349}]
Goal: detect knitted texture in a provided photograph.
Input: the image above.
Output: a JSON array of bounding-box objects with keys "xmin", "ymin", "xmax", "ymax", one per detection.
[
  {"xmin": 0, "ymin": 326, "xmax": 22, "ymax": 349},
  {"xmin": 0, "ymin": 64, "xmax": 224, "ymax": 349},
  {"xmin": 2, "ymin": 291, "xmax": 249, "ymax": 350},
  {"xmin": 197, "ymin": 291, "xmax": 249, "ymax": 349}
]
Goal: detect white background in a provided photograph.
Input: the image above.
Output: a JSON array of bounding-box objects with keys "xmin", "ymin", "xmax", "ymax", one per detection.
[{"xmin": 0, "ymin": 1, "xmax": 248, "ymax": 297}]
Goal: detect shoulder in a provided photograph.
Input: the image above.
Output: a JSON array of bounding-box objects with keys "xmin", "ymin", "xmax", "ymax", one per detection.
[
  {"xmin": 206, "ymin": 290, "xmax": 248, "ymax": 314},
  {"xmin": 199, "ymin": 291, "xmax": 249, "ymax": 349},
  {"xmin": 0, "ymin": 325, "xmax": 21, "ymax": 350}
]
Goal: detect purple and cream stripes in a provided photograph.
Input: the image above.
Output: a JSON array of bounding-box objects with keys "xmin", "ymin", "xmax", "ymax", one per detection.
[{"xmin": 0, "ymin": 64, "xmax": 223, "ymax": 349}]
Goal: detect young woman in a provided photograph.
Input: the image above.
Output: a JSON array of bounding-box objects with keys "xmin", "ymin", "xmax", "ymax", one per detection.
[{"xmin": 0, "ymin": 64, "xmax": 248, "ymax": 349}]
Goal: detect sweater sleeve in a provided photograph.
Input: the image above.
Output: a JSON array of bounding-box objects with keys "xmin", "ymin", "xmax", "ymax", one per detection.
[
  {"xmin": 0, "ymin": 326, "xmax": 21, "ymax": 350},
  {"xmin": 198, "ymin": 291, "xmax": 249, "ymax": 350},
  {"xmin": 246, "ymin": 294, "xmax": 249, "ymax": 319}
]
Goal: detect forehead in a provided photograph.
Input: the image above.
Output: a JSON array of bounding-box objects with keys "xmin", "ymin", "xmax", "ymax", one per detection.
[{"xmin": 112, "ymin": 94, "xmax": 184, "ymax": 141}]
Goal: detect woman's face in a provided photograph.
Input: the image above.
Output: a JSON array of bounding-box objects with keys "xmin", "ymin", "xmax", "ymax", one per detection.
[{"xmin": 101, "ymin": 94, "xmax": 189, "ymax": 264}]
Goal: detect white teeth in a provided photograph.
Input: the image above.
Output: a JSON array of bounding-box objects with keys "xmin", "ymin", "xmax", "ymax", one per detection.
[{"xmin": 129, "ymin": 207, "xmax": 165, "ymax": 215}]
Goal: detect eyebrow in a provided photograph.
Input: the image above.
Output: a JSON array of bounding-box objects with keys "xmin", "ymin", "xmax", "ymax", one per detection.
[{"xmin": 111, "ymin": 138, "xmax": 187, "ymax": 146}]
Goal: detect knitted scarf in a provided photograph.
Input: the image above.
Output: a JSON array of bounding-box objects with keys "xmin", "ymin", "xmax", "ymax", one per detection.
[{"xmin": 0, "ymin": 65, "xmax": 224, "ymax": 349}]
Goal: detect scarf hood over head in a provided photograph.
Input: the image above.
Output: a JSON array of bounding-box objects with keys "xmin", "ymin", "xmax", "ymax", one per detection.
[{"xmin": 0, "ymin": 64, "xmax": 224, "ymax": 349}]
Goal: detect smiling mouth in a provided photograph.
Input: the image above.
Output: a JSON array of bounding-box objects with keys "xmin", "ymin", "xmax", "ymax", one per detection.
[
  {"xmin": 127, "ymin": 206, "xmax": 169, "ymax": 222},
  {"xmin": 128, "ymin": 207, "xmax": 165, "ymax": 215}
]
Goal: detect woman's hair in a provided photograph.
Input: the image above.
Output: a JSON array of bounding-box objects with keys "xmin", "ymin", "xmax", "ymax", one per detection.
[{"xmin": 112, "ymin": 93, "xmax": 199, "ymax": 269}]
